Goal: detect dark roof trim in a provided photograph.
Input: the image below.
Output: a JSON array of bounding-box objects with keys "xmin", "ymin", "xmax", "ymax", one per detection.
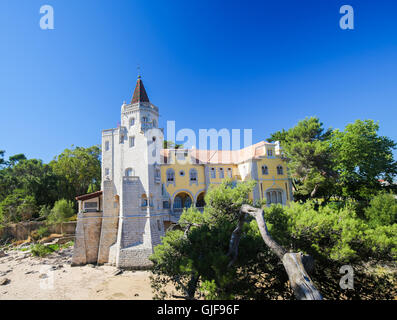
[{"xmin": 75, "ymin": 190, "xmax": 103, "ymax": 201}]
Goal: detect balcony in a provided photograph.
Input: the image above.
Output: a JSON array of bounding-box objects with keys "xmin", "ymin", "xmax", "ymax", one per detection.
[{"xmin": 123, "ymin": 176, "xmax": 139, "ymax": 183}]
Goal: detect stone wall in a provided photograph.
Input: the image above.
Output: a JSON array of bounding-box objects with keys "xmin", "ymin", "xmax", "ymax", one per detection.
[
  {"xmin": 71, "ymin": 212, "xmax": 102, "ymax": 266},
  {"xmin": 0, "ymin": 221, "xmax": 77, "ymax": 242}
]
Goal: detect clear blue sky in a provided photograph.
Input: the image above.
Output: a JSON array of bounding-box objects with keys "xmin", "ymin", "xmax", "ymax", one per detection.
[{"xmin": 1, "ymin": 0, "xmax": 396, "ymax": 163}]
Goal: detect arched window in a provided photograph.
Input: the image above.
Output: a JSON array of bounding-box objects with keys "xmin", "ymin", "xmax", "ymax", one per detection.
[
  {"xmin": 125, "ymin": 168, "xmax": 134, "ymax": 177},
  {"xmin": 277, "ymin": 165, "xmax": 283, "ymax": 175},
  {"xmin": 189, "ymin": 169, "xmax": 198, "ymax": 181},
  {"xmin": 227, "ymin": 167, "xmax": 232, "ymax": 178},
  {"xmin": 141, "ymin": 194, "xmax": 148, "ymax": 207},
  {"xmin": 196, "ymin": 192, "xmax": 205, "ymax": 208},
  {"xmin": 210, "ymin": 167, "xmax": 216, "ymax": 179},
  {"xmin": 262, "ymin": 165, "xmax": 268, "ymax": 175},
  {"xmin": 166, "ymin": 169, "xmax": 175, "ymax": 182},
  {"xmin": 173, "ymin": 192, "xmax": 193, "ymax": 209},
  {"xmin": 266, "ymin": 190, "xmax": 283, "ymax": 205},
  {"xmin": 219, "ymin": 167, "xmax": 224, "ymax": 179},
  {"xmin": 173, "ymin": 196, "xmax": 182, "ymax": 209},
  {"xmin": 142, "ymin": 116, "xmax": 149, "ymax": 123},
  {"xmin": 129, "ymin": 136, "xmax": 135, "ymax": 148}
]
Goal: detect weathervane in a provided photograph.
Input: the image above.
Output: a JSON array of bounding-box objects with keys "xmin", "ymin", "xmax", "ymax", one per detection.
[{"xmin": 137, "ymin": 64, "xmax": 141, "ymax": 79}]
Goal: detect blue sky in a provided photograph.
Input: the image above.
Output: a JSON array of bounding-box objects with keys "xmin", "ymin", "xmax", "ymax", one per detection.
[{"xmin": 0, "ymin": 0, "xmax": 396, "ymax": 163}]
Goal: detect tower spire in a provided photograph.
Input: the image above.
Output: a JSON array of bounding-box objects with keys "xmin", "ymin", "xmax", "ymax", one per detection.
[{"xmin": 131, "ymin": 74, "xmax": 149, "ymax": 104}]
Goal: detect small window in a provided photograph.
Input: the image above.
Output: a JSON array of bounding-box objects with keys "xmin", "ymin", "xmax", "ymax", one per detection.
[
  {"xmin": 84, "ymin": 202, "xmax": 98, "ymax": 212},
  {"xmin": 227, "ymin": 168, "xmax": 232, "ymax": 178},
  {"xmin": 262, "ymin": 165, "xmax": 268, "ymax": 175},
  {"xmin": 189, "ymin": 169, "xmax": 198, "ymax": 181},
  {"xmin": 125, "ymin": 168, "xmax": 134, "ymax": 177},
  {"xmin": 277, "ymin": 165, "xmax": 283, "ymax": 175},
  {"xmin": 105, "ymin": 141, "xmax": 110, "ymax": 151},
  {"xmin": 167, "ymin": 169, "xmax": 175, "ymax": 182},
  {"xmin": 152, "ymin": 120, "xmax": 157, "ymax": 128},
  {"xmin": 210, "ymin": 168, "xmax": 216, "ymax": 179},
  {"xmin": 141, "ymin": 194, "xmax": 148, "ymax": 207},
  {"xmin": 129, "ymin": 136, "xmax": 135, "ymax": 148},
  {"xmin": 267, "ymin": 149, "xmax": 273, "ymax": 157},
  {"xmin": 129, "ymin": 118, "xmax": 135, "ymax": 127},
  {"xmin": 219, "ymin": 168, "xmax": 224, "ymax": 179},
  {"xmin": 179, "ymin": 170, "xmax": 185, "ymax": 177},
  {"xmin": 105, "ymin": 168, "xmax": 110, "ymax": 176},
  {"xmin": 142, "ymin": 116, "xmax": 149, "ymax": 123},
  {"xmin": 163, "ymin": 200, "xmax": 170, "ymax": 209}
]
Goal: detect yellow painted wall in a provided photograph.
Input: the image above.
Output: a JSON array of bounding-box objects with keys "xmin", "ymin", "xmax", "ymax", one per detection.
[
  {"xmin": 161, "ymin": 164, "xmax": 206, "ymax": 202},
  {"xmin": 161, "ymin": 158, "xmax": 292, "ymax": 205}
]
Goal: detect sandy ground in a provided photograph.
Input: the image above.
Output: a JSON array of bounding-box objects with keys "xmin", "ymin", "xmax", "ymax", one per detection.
[{"xmin": 0, "ymin": 246, "xmax": 160, "ymax": 300}]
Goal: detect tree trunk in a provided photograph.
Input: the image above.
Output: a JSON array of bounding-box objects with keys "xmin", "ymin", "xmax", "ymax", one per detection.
[{"xmin": 232, "ymin": 204, "xmax": 322, "ymax": 300}]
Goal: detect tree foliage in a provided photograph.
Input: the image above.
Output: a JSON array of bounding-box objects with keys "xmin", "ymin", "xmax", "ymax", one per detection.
[
  {"xmin": 0, "ymin": 145, "xmax": 101, "ymax": 226},
  {"xmin": 268, "ymin": 118, "xmax": 397, "ymax": 202},
  {"xmin": 151, "ymin": 181, "xmax": 396, "ymax": 300},
  {"xmin": 50, "ymin": 145, "xmax": 101, "ymax": 200},
  {"xmin": 47, "ymin": 199, "xmax": 75, "ymax": 224},
  {"xmin": 268, "ymin": 117, "xmax": 336, "ymax": 201}
]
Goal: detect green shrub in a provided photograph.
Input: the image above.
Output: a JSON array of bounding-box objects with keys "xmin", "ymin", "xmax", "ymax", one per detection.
[
  {"xmin": 30, "ymin": 244, "xmax": 54, "ymax": 257},
  {"xmin": 39, "ymin": 205, "xmax": 52, "ymax": 219},
  {"xmin": 0, "ymin": 189, "xmax": 37, "ymax": 223},
  {"xmin": 364, "ymin": 192, "xmax": 397, "ymax": 227},
  {"xmin": 31, "ymin": 226, "xmax": 50, "ymax": 241},
  {"xmin": 47, "ymin": 199, "xmax": 75, "ymax": 224}
]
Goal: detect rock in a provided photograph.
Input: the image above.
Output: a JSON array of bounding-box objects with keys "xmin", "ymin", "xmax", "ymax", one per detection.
[
  {"xmin": 113, "ymin": 269, "xmax": 123, "ymax": 276},
  {"xmin": 86, "ymin": 264, "xmax": 95, "ymax": 268},
  {"xmin": 0, "ymin": 278, "xmax": 10, "ymax": 286},
  {"xmin": 134, "ymin": 293, "xmax": 139, "ymax": 297},
  {"xmin": 39, "ymin": 274, "xmax": 48, "ymax": 279},
  {"xmin": 25, "ymin": 270, "xmax": 37, "ymax": 275},
  {"xmin": 0, "ymin": 250, "xmax": 6, "ymax": 258}
]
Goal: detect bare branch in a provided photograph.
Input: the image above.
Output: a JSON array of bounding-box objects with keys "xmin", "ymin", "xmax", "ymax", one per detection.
[{"xmin": 236, "ymin": 204, "xmax": 322, "ymax": 300}]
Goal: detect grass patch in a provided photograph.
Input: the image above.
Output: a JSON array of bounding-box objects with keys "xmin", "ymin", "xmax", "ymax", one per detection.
[
  {"xmin": 30, "ymin": 244, "xmax": 56, "ymax": 257},
  {"xmin": 30, "ymin": 240, "xmax": 74, "ymax": 257}
]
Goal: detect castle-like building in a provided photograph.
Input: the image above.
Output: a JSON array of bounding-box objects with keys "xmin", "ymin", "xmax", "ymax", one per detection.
[{"xmin": 72, "ymin": 77, "xmax": 293, "ymax": 268}]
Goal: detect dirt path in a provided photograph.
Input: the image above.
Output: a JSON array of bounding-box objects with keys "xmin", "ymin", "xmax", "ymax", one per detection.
[{"xmin": 0, "ymin": 246, "xmax": 159, "ymax": 300}]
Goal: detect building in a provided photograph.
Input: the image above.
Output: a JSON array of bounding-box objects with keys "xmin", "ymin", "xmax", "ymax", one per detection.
[{"xmin": 72, "ymin": 76, "xmax": 294, "ymax": 269}]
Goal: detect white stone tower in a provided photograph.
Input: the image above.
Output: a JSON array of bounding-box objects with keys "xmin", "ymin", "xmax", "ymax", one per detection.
[{"xmin": 99, "ymin": 76, "xmax": 166, "ymax": 268}]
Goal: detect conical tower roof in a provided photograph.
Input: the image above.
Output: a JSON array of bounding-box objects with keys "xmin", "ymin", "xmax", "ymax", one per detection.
[{"xmin": 131, "ymin": 75, "xmax": 150, "ymax": 104}]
